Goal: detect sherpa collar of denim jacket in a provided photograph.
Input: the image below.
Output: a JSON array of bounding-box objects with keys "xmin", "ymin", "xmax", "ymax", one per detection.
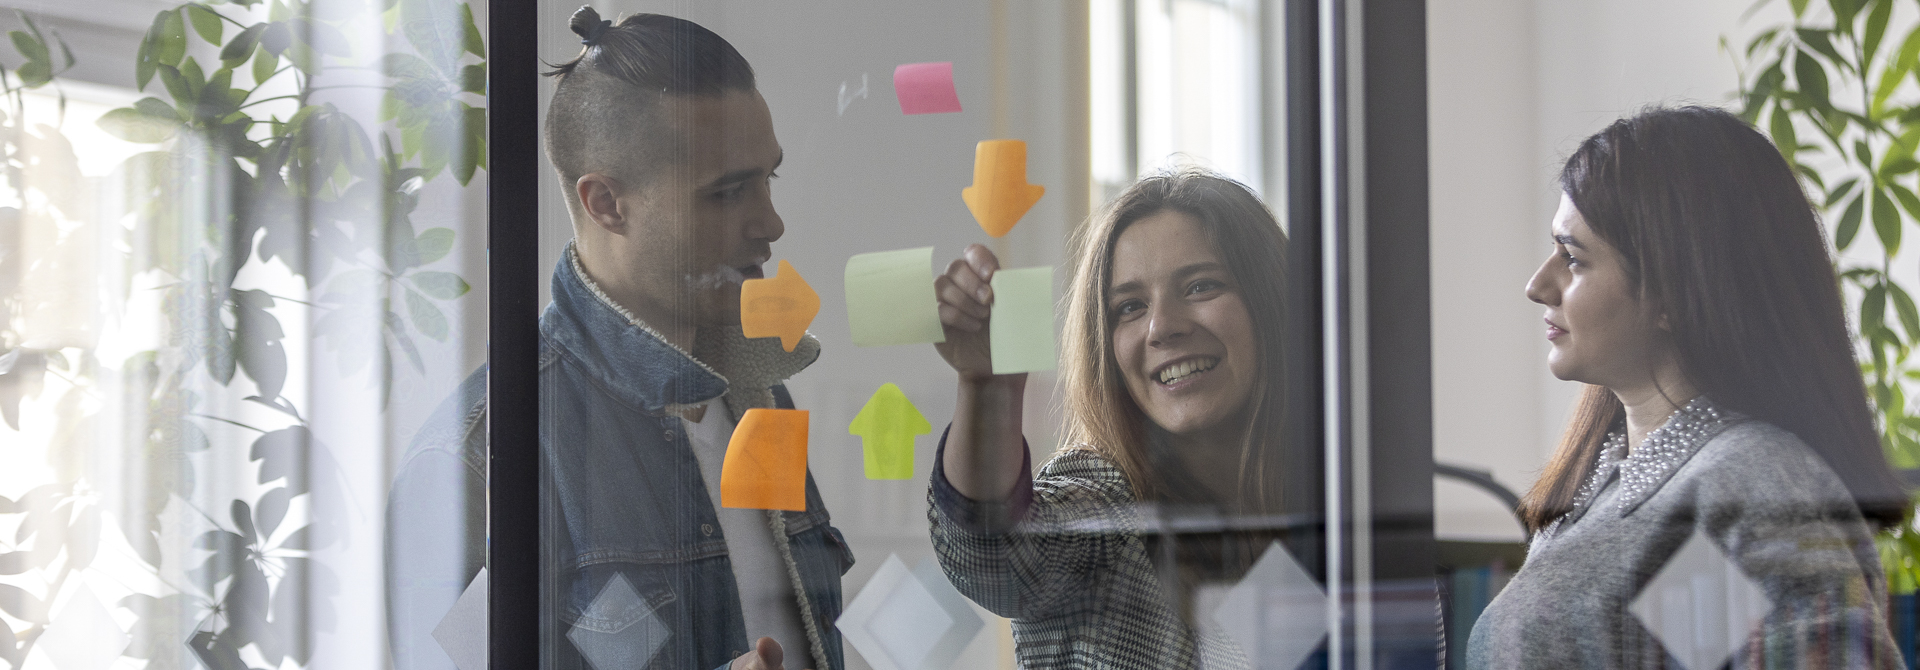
[{"xmin": 543, "ymin": 243, "xmax": 731, "ymax": 413}]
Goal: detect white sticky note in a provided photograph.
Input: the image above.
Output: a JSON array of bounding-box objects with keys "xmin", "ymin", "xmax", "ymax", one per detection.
[
  {"xmin": 433, "ymin": 568, "xmax": 489, "ymax": 670},
  {"xmin": 567, "ymin": 573, "xmax": 672, "ymax": 669},
  {"xmin": 838, "ymin": 554, "xmax": 986, "ymax": 670},
  {"xmin": 845, "ymin": 247, "xmax": 946, "ymax": 347},
  {"xmin": 988, "ymin": 266, "xmax": 1056, "ymax": 374},
  {"xmin": 909, "ymin": 557, "xmax": 986, "ymax": 668},
  {"xmin": 1213, "ymin": 541, "xmax": 1330, "ymax": 669},
  {"xmin": 870, "ymin": 567, "xmax": 950, "ymax": 668},
  {"xmin": 41, "ymin": 584, "xmax": 130, "ymax": 670},
  {"xmin": 1628, "ymin": 528, "xmax": 1773, "ymax": 670}
]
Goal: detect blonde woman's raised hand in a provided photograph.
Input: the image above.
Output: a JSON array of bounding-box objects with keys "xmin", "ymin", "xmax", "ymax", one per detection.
[{"xmin": 934, "ymin": 244, "xmax": 1002, "ymax": 380}]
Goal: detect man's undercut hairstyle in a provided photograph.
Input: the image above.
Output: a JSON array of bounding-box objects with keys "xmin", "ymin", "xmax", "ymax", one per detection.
[{"xmin": 543, "ymin": 7, "xmax": 757, "ymax": 204}]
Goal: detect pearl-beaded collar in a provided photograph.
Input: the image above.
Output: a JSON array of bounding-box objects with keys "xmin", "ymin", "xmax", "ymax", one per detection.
[{"xmin": 1545, "ymin": 396, "xmax": 1742, "ymax": 537}]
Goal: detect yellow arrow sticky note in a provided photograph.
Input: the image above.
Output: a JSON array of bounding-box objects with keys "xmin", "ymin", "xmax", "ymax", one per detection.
[
  {"xmin": 989, "ymin": 266, "xmax": 1057, "ymax": 374},
  {"xmin": 848, "ymin": 383, "xmax": 932, "ymax": 480},
  {"xmin": 721, "ymin": 408, "xmax": 810, "ymax": 511},
  {"xmin": 740, "ymin": 260, "xmax": 820, "ymax": 352},
  {"xmin": 961, "ymin": 140, "xmax": 1046, "ymax": 238}
]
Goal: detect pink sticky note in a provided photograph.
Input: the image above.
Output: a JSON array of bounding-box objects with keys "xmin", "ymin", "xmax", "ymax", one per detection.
[{"xmin": 894, "ymin": 62, "xmax": 962, "ymax": 115}]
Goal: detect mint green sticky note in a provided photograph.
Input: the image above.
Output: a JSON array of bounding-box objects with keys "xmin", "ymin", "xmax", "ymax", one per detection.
[
  {"xmin": 845, "ymin": 247, "xmax": 946, "ymax": 347},
  {"xmin": 989, "ymin": 266, "xmax": 1056, "ymax": 374}
]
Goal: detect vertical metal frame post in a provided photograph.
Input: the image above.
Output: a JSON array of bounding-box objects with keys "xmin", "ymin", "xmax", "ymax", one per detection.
[
  {"xmin": 487, "ymin": 0, "xmax": 540, "ymax": 666},
  {"xmin": 1321, "ymin": 0, "xmax": 1434, "ymax": 666},
  {"xmin": 1317, "ymin": 0, "xmax": 1355, "ymax": 664},
  {"xmin": 1360, "ymin": 0, "xmax": 1437, "ymax": 664}
]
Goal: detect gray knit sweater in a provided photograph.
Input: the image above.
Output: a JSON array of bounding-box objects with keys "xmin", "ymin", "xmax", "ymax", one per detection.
[{"xmin": 1467, "ymin": 400, "xmax": 1902, "ymax": 668}]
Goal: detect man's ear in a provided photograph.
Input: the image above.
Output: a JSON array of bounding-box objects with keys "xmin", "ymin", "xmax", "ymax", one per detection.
[{"xmin": 576, "ymin": 173, "xmax": 626, "ymax": 234}]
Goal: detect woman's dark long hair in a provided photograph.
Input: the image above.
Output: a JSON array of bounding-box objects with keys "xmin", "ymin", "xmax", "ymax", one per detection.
[{"xmin": 1518, "ymin": 105, "xmax": 1909, "ymax": 531}]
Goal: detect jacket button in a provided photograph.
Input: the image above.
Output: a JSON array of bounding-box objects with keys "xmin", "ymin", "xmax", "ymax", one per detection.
[
  {"xmin": 701, "ymin": 523, "xmax": 714, "ymax": 536},
  {"xmin": 663, "ymin": 429, "xmax": 676, "ymax": 442}
]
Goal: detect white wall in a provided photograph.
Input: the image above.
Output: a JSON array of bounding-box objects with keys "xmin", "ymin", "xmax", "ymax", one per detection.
[{"xmin": 1428, "ymin": 0, "xmax": 1790, "ymax": 541}]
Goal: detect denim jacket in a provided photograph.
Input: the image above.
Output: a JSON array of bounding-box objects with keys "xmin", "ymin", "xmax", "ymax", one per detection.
[{"xmin": 386, "ymin": 249, "xmax": 853, "ymax": 670}]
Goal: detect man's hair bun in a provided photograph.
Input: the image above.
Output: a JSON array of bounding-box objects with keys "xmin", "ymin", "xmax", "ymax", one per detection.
[
  {"xmin": 569, "ymin": 6, "xmax": 612, "ymax": 45},
  {"xmin": 543, "ymin": 11, "xmax": 756, "ymax": 192}
]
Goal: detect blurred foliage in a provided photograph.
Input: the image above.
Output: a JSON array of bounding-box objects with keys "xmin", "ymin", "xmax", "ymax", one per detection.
[
  {"xmin": 0, "ymin": 0, "xmax": 483, "ymax": 665},
  {"xmin": 1736, "ymin": 0, "xmax": 1920, "ymax": 593}
]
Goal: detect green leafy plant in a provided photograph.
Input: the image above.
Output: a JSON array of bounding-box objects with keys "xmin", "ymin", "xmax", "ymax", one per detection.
[
  {"xmin": 0, "ymin": 0, "xmax": 484, "ymax": 665},
  {"xmin": 1734, "ymin": 0, "xmax": 1920, "ymax": 592}
]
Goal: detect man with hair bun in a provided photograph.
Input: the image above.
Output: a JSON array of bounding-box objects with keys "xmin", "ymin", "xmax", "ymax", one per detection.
[{"xmin": 385, "ymin": 8, "xmax": 849, "ymax": 670}]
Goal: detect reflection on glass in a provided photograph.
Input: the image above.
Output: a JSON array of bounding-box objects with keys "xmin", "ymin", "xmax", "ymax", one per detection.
[
  {"xmin": 1093, "ymin": 0, "xmax": 1272, "ymax": 202},
  {"xmin": 0, "ymin": 0, "xmax": 488, "ymax": 669},
  {"xmin": 929, "ymin": 170, "xmax": 1299, "ymax": 667},
  {"xmin": 1472, "ymin": 106, "xmax": 1908, "ymax": 668}
]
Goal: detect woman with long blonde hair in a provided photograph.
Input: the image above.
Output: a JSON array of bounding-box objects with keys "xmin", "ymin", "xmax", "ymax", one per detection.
[{"xmin": 925, "ymin": 169, "xmax": 1292, "ymax": 668}]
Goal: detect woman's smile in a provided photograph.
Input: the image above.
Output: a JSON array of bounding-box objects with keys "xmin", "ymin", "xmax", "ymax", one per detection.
[
  {"xmin": 1152, "ymin": 355, "xmax": 1222, "ymax": 389},
  {"xmin": 1108, "ymin": 209, "xmax": 1259, "ymax": 438}
]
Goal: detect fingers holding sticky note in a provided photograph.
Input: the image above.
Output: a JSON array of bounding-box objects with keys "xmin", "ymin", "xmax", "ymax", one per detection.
[
  {"xmin": 722, "ymin": 408, "xmax": 810, "ymax": 511},
  {"xmin": 740, "ymin": 260, "xmax": 820, "ymax": 352},
  {"xmin": 849, "ymin": 383, "xmax": 932, "ymax": 480},
  {"xmin": 894, "ymin": 61, "xmax": 962, "ymax": 115},
  {"xmin": 989, "ymin": 266, "xmax": 1056, "ymax": 375},
  {"xmin": 845, "ymin": 248, "xmax": 945, "ymax": 347},
  {"xmin": 962, "ymin": 140, "xmax": 1046, "ymax": 238}
]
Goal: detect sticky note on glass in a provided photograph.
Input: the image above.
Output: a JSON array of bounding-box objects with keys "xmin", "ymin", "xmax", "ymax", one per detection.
[
  {"xmin": 894, "ymin": 62, "xmax": 962, "ymax": 115},
  {"xmin": 845, "ymin": 248, "xmax": 945, "ymax": 347},
  {"xmin": 721, "ymin": 408, "xmax": 809, "ymax": 511},
  {"xmin": 740, "ymin": 260, "xmax": 820, "ymax": 352},
  {"xmin": 848, "ymin": 383, "xmax": 932, "ymax": 480},
  {"xmin": 989, "ymin": 266, "xmax": 1056, "ymax": 374},
  {"xmin": 961, "ymin": 140, "xmax": 1045, "ymax": 238},
  {"xmin": 836, "ymin": 554, "xmax": 986, "ymax": 670}
]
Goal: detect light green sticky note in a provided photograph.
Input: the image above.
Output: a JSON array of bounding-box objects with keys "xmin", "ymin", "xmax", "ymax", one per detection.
[
  {"xmin": 989, "ymin": 266, "xmax": 1056, "ymax": 374},
  {"xmin": 848, "ymin": 383, "xmax": 932, "ymax": 479},
  {"xmin": 844, "ymin": 247, "xmax": 946, "ymax": 347}
]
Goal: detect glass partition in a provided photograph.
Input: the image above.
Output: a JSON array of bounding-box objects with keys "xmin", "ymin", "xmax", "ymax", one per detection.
[
  {"xmin": 519, "ymin": 1, "xmax": 1347, "ymax": 668},
  {"xmin": 0, "ymin": 0, "xmax": 1463, "ymax": 668},
  {"xmin": 0, "ymin": 0, "xmax": 489, "ymax": 668}
]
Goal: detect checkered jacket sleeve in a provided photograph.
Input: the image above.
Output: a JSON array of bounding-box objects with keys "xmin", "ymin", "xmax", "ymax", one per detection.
[{"xmin": 927, "ymin": 439, "xmax": 1141, "ymax": 621}]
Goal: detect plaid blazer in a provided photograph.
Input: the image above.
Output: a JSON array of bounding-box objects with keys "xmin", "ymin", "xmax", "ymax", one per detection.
[{"xmin": 929, "ymin": 444, "xmax": 1250, "ymax": 669}]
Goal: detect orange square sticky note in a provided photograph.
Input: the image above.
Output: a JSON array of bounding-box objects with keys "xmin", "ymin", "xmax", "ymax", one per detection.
[{"xmin": 721, "ymin": 408, "xmax": 810, "ymax": 511}]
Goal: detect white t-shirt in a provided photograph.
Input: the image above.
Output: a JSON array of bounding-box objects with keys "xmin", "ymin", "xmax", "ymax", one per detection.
[{"xmin": 684, "ymin": 401, "xmax": 808, "ymax": 660}]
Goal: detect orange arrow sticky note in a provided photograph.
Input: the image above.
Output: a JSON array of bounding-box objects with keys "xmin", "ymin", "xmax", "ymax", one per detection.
[
  {"xmin": 961, "ymin": 140, "xmax": 1046, "ymax": 237},
  {"xmin": 848, "ymin": 383, "xmax": 932, "ymax": 479},
  {"xmin": 740, "ymin": 260, "xmax": 820, "ymax": 351},
  {"xmin": 721, "ymin": 408, "xmax": 810, "ymax": 511}
]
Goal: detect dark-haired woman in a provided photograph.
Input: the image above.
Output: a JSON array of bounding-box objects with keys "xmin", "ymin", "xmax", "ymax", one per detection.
[
  {"xmin": 927, "ymin": 169, "xmax": 1296, "ymax": 668},
  {"xmin": 1468, "ymin": 106, "xmax": 1907, "ymax": 668}
]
